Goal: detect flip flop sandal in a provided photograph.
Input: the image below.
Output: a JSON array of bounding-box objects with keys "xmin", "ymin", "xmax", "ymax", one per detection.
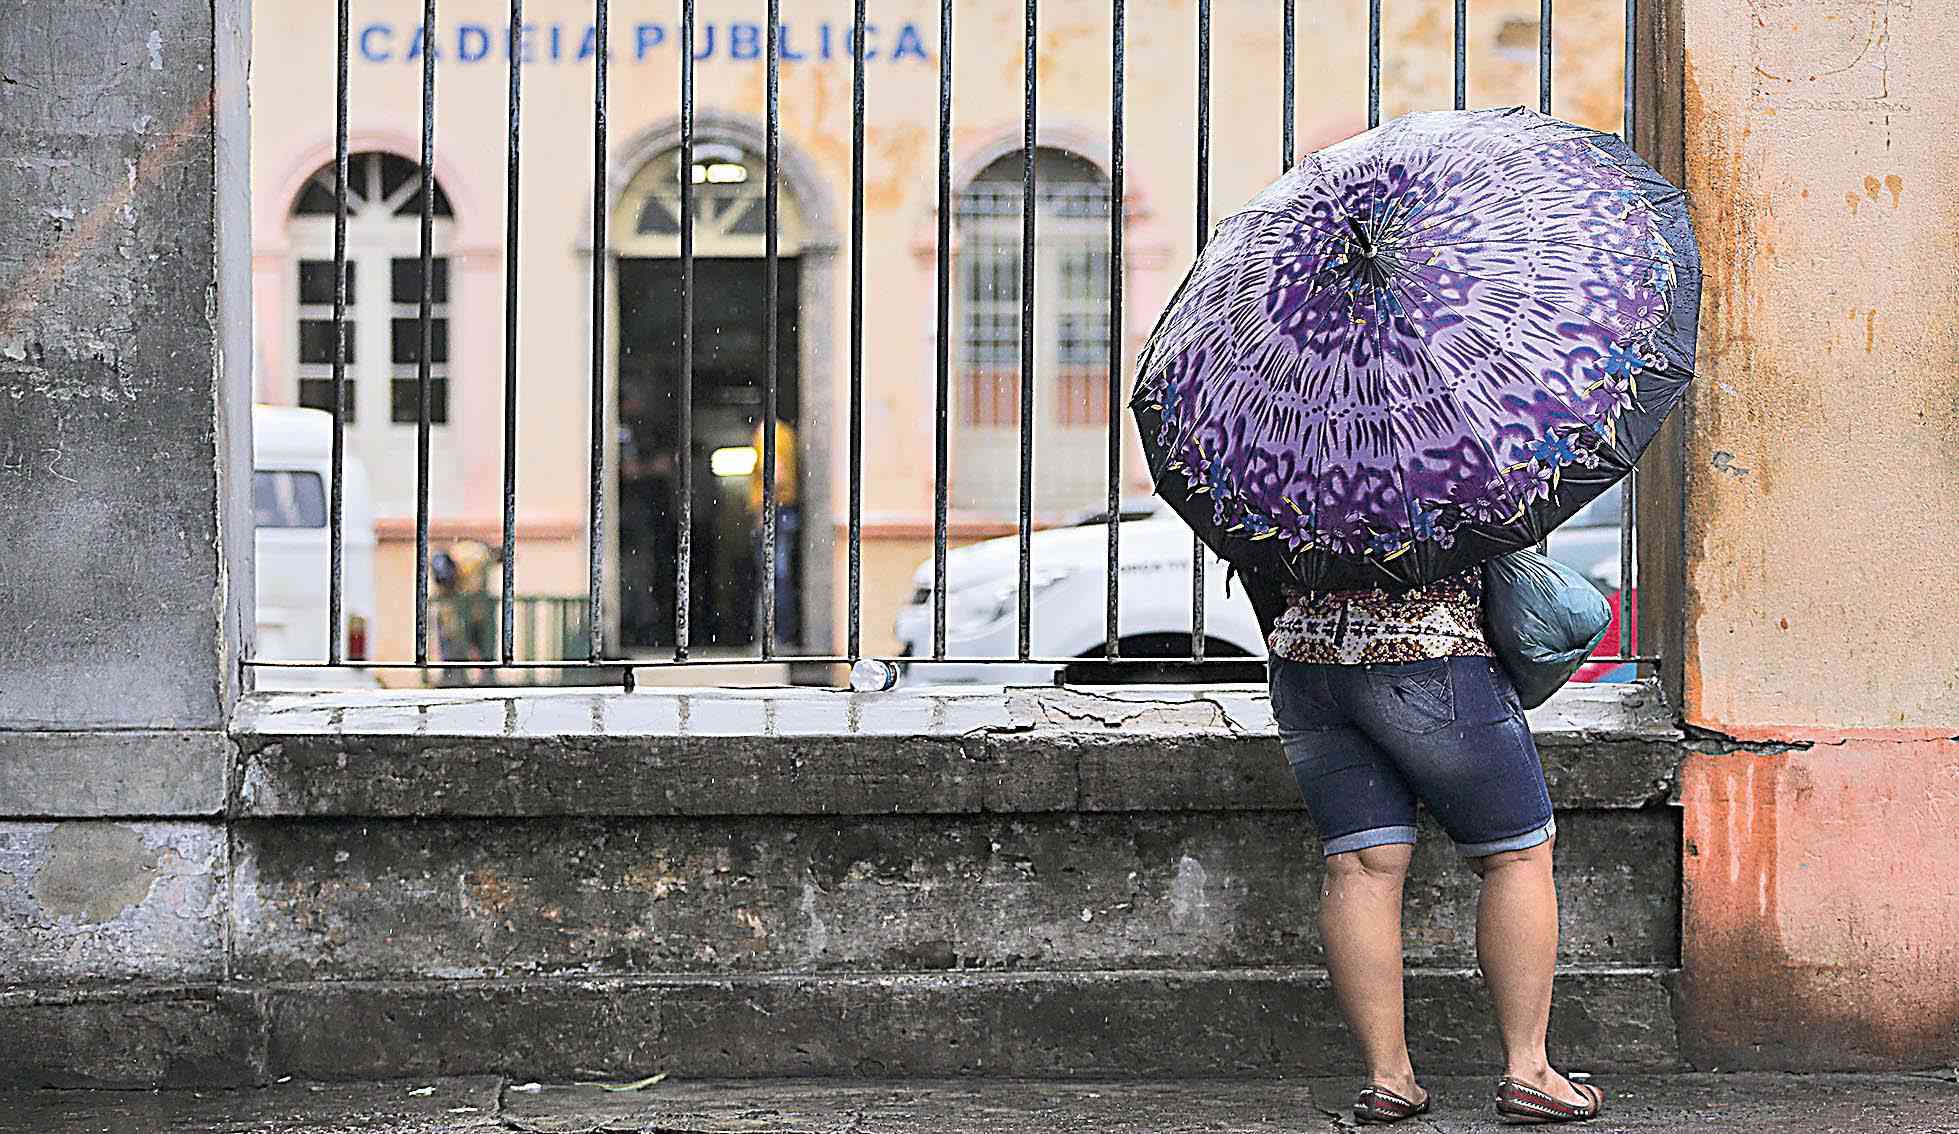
[
  {"xmin": 1494, "ymin": 1076, "xmax": 1605, "ymax": 1124},
  {"xmin": 1354, "ymin": 1084, "xmax": 1431, "ymax": 1124}
]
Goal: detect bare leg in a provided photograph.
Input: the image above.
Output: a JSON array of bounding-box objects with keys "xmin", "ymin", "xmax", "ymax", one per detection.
[
  {"xmin": 1322, "ymin": 842, "xmax": 1425, "ymax": 1103},
  {"xmin": 1473, "ymin": 839, "xmax": 1590, "ymax": 1105}
]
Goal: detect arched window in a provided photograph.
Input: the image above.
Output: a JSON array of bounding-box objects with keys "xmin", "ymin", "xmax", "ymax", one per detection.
[
  {"xmin": 287, "ymin": 151, "xmax": 459, "ymax": 515},
  {"xmin": 954, "ymin": 148, "xmax": 1113, "ymax": 515},
  {"xmin": 614, "ymin": 140, "xmax": 806, "ymax": 258}
]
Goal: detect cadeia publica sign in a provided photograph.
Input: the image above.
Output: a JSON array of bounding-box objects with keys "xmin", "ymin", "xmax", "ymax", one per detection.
[{"xmin": 354, "ymin": 19, "xmax": 935, "ymax": 66}]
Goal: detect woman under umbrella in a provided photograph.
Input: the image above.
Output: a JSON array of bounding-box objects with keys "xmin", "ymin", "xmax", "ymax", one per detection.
[{"xmin": 1133, "ymin": 107, "xmax": 1699, "ymax": 1125}]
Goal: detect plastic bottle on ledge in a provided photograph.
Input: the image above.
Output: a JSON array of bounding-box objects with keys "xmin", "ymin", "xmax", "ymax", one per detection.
[{"xmin": 848, "ymin": 659, "xmax": 900, "ymax": 693}]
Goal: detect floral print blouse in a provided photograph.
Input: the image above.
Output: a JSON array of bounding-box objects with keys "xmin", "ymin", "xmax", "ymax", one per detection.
[{"xmin": 1267, "ymin": 568, "xmax": 1493, "ymax": 665}]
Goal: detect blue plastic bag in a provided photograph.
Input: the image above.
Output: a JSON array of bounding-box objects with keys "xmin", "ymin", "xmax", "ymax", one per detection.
[{"xmin": 1482, "ymin": 550, "xmax": 1612, "ymax": 709}]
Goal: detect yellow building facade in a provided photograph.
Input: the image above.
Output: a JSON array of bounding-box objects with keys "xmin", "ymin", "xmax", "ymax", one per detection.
[{"xmin": 249, "ymin": 0, "xmax": 1632, "ymax": 673}]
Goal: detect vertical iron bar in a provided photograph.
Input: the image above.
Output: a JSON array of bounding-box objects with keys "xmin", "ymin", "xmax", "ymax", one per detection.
[
  {"xmin": 1540, "ymin": 0, "xmax": 1553, "ymax": 114},
  {"xmin": 1621, "ymin": 0, "xmax": 1637, "ymax": 657},
  {"xmin": 1105, "ymin": 0, "xmax": 1124, "ymax": 661},
  {"xmin": 848, "ymin": 0, "xmax": 866, "ymax": 661},
  {"xmin": 1367, "ymin": 0, "xmax": 1381, "ymax": 129},
  {"xmin": 1531, "ymin": 0, "xmax": 1556, "ymax": 558},
  {"xmin": 932, "ymin": 0, "xmax": 952, "ymax": 660},
  {"xmin": 1623, "ymin": 0, "xmax": 1637, "ymax": 138},
  {"xmin": 1017, "ymin": 0, "xmax": 1038, "ymax": 662},
  {"xmin": 414, "ymin": 0, "xmax": 436, "ymax": 668},
  {"xmin": 1192, "ymin": 0, "xmax": 1210, "ymax": 663},
  {"xmin": 676, "ymin": 0, "xmax": 695, "ymax": 661},
  {"xmin": 761, "ymin": 0, "xmax": 781, "ymax": 661},
  {"xmin": 1281, "ymin": 0, "xmax": 1295, "ymax": 171},
  {"xmin": 1455, "ymin": 0, "xmax": 1468, "ymax": 110},
  {"xmin": 329, "ymin": 0, "xmax": 349, "ymax": 666},
  {"xmin": 587, "ymin": 0, "xmax": 608, "ymax": 662},
  {"xmin": 499, "ymin": 0, "xmax": 523, "ymax": 665},
  {"xmin": 1620, "ymin": 474, "xmax": 1637, "ymax": 658}
]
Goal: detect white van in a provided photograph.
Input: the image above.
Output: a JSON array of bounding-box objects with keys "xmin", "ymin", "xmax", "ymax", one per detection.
[{"xmin": 251, "ymin": 405, "xmax": 376, "ymax": 679}]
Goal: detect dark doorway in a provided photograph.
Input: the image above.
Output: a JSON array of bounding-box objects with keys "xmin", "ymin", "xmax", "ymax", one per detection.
[{"xmin": 617, "ymin": 257, "xmax": 801, "ymax": 652}]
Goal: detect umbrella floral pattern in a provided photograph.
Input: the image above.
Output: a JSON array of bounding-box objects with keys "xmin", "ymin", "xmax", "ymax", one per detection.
[{"xmin": 1132, "ymin": 107, "xmax": 1702, "ymax": 591}]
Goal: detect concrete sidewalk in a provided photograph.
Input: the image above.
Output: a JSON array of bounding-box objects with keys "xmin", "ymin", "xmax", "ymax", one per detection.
[{"xmin": 1, "ymin": 1074, "xmax": 1954, "ymax": 1133}]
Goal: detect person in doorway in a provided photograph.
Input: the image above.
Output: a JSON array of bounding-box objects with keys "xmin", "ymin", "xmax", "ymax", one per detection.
[
  {"xmin": 1238, "ymin": 569, "xmax": 1605, "ymax": 1125},
  {"xmin": 431, "ymin": 539, "xmax": 499, "ymax": 687},
  {"xmin": 618, "ymin": 386, "xmax": 679, "ymax": 647},
  {"xmin": 747, "ymin": 416, "xmax": 800, "ymax": 645}
]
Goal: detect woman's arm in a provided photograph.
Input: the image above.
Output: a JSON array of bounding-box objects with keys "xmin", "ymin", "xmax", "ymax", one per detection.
[{"xmin": 1238, "ymin": 569, "xmax": 1289, "ymax": 642}]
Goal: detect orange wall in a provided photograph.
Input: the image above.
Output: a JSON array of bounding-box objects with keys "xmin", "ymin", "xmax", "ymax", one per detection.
[{"xmin": 1677, "ymin": 0, "xmax": 1959, "ymax": 1068}]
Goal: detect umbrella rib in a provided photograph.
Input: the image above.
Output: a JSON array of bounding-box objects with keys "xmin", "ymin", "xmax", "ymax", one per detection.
[
  {"xmin": 1376, "ymin": 277, "xmax": 1534, "ymax": 528},
  {"xmin": 1269, "ymin": 151, "xmax": 1379, "ymax": 260},
  {"xmin": 1152, "ymin": 210, "xmax": 1350, "ymax": 436},
  {"xmin": 1363, "ymin": 333, "xmax": 1433, "ymax": 585},
  {"xmin": 1394, "ymin": 236, "xmax": 1684, "ymax": 276},
  {"xmin": 1388, "ymin": 269, "xmax": 1627, "ymax": 477},
  {"xmin": 1387, "ymin": 133, "xmax": 1607, "ymax": 247},
  {"xmin": 1406, "ymin": 235, "xmax": 1678, "ymax": 267},
  {"xmin": 1386, "ymin": 251, "xmax": 1659, "ymax": 358}
]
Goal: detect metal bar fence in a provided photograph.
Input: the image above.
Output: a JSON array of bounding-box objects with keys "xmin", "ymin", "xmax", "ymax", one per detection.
[
  {"xmin": 1191, "ymin": 0, "xmax": 1210, "ymax": 664},
  {"xmin": 1016, "ymin": 0, "xmax": 1038, "ymax": 663},
  {"xmin": 1621, "ymin": 0, "xmax": 1639, "ymax": 659},
  {"xmin": 931, "ymin": 0, "xmax": 953, "ymax": 661},
  {"xmin": 1282, "ymin": 0, "xmax": 1295, "ymax": 170},
  {"xmin": 586, "ymin": 0, "xmax": 609, "ymax": 662},
  {"xmin": 413, "ymin": 0, "xmax": 436, "ymax": 667},
  {"xmin": 498, "ymin": 0, "xmax": 523, "ymax": 664},
  {"xmin": 1104, "ymin": 0, "xmax": 1125, "ymax": 662},
  {"xmin": 273, "ymin": 0, "xmax": 1659, "ymax": 685},
  {"xmin": 327, "ymin": 0, "xmax": 349, "ymax": 666},
  {"xmin": 760, "ymin": 0, "xmax": 782, "ymax": 662},
  {"xmin": 847, "ymin": 0, "xmax": 868, "ymax": 661},
  {"xmin": 1368, "ymin": 0, "xmax": 1382, "ymax": 129},
  {"xmin": 676, "ymin": 0, "xmax": 695, "ymax": 663},
  {"xmin": 1455, "ymin": 0, "xmax": 1468, "ymax": 110}
]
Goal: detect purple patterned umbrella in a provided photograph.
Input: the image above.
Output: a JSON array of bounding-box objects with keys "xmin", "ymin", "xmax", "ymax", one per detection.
[{"xmin": 1132, "ymin": 107, "xmax": 1700, "ymax": 592}]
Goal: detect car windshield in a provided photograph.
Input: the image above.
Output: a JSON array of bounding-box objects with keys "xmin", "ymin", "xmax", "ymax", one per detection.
[{"xmin": 254, "ymin": 470, "xmax": 328, "ymax": 529}]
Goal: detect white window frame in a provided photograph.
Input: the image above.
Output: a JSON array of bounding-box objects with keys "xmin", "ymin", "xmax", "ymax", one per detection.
[
  {"xmin": 953, "ymin": 149, "xmax": 1113, "ymax": 517},
  {"xmin": 288, "ymin": 151, "xmax": 460, "ymax": 518}
]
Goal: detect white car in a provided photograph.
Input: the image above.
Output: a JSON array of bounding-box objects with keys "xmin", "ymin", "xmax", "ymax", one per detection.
[
  {"xmin": 894, "ymin": 492, "xmax": 1630, "ymax": 687},
  {"xmin": 251, "ymin": 405, "xmax": 378, "ymax": 689},
  {"xmin": 894, "ymin": 502, "xmax": 1265, "ymax": 686}
]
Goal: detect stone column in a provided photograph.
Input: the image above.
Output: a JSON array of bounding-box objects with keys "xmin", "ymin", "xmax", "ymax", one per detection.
[
  {"xmin": 0, "ymin": 0, "xmax": 257, "ymax": 1085},
  {"xmin": 1674, "ymin": 0, "xmax": 1959, "ymax": 1070}
]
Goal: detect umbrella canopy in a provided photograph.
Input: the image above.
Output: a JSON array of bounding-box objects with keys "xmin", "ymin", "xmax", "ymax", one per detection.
[{"xmin": 1132, "ymin": 107, "xmax": 1701, "ymax": 592}]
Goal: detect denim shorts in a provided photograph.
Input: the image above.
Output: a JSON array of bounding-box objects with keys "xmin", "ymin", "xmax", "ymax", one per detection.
[{"xmin": 1268, "ymin": 655, "xmax": 1556, "ymax": 858}]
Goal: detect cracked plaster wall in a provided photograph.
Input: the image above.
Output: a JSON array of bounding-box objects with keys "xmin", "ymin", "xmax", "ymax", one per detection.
[{"xmin": 1675, "ymin": 0, "xmax": 1959, "ymax": 1070}]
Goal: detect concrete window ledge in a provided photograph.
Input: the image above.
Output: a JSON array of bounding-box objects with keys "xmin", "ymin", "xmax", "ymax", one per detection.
[{"xmin": 231, "ymin": 680, "xmax": 1683, "ymax": 818}]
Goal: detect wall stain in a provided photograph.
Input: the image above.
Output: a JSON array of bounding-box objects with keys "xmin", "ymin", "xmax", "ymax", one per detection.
[
  {"xmin": 865, "ymin": 124, "xmax": 929, "ymax": 216},
  {"xmin": 1710, "ymin": 451, "xmax": 1751, "ymax": 478},
  {"xmin": 30, "ymin": 823, "xmax": 168, "ymax": 922},
  {"xmin": 1862, "ymin": 174, "xmax": 1881, "ymax": 200},
  {"xmin": 1882, "ymin": 173, "xmax": 1903, "ymax": 206}
]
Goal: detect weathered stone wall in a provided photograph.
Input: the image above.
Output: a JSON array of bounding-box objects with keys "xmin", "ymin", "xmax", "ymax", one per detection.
[
  {"xmin": 4, "ymin": 685, "xmax": 1686, "ymax": 1087},
  {"xmin": 0, "ymin": 0, "xmax": 254, "ymax": 1067},
  {"xmin": 1673, "ymin": 0, "xmax": 1959, "ymax": 1072},
  {"xmin": 0, "ymin": 0, "xmax": 250, "ymax": 730}
]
